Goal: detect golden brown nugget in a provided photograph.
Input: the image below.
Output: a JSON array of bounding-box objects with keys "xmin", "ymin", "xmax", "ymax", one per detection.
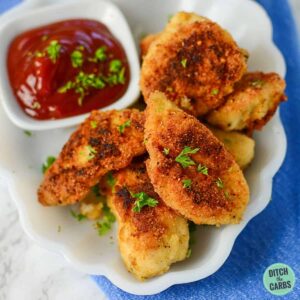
[
  {"xmin": 208, "ymin": 126, "xmax": 255, "ymax": 170},
  {"xmin": 105, "ymin": 161, "xmax": 189, "ymax": 280},
  {"xmin": 140, "ymin": 12, "xmax": 247, "ymax": 116},
  {"xmin": 206, "ymin": 72, "xmax": 286, "ymax": 132},
  {"xmin": 38, "ymin": 109, "xmax": 145, "ymax": 206},
  {"xmin": 145, "ymin": 92, "xmax": 249, "ymax": 225}
]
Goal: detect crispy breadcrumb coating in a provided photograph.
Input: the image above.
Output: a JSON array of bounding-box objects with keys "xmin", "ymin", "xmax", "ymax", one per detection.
[
  {"xmin": 38, "ymin": 109, "xmax": 145, "ymax": 206},
  {"xmin": 145, "ymin": 92, "xmax": 249, "ymax": 225},
  {"xmin": 206, "ymin": 72, "xmax": 286, "ymax": 133},
  {"xmin": 104, "ymin": 161, "xmax": 189, "ymax": 280},
  {"xmin": 140, "ymin": 12, "xmax": 247, "ymax": 115}
]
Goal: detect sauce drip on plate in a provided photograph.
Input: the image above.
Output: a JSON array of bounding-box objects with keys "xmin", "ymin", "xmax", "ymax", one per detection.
[{"xmin": 7, "ymin": 19, "xmax": 130, "ymax": 120}]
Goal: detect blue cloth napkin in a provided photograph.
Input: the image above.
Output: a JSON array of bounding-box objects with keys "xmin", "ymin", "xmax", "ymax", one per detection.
[{"xmin": 0, "ymin": 0, "xmax": 299, "ymax": 299}]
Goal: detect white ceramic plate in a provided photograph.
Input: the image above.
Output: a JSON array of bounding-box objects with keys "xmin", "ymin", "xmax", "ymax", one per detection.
[{"xmin": 0, "ymin": 0, "xmax": 287, "ymax": 296}]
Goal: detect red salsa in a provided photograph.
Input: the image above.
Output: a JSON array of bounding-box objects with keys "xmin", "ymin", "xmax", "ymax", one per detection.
[{"xmin": 7, "ymin": 19, "xmax": 130, "ymax": 120}]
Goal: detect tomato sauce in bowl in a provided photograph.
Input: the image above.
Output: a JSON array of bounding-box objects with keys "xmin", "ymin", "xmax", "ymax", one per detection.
[{"xmin": 7, "ymin": 19, "xmax": 130, "ymax": 120}]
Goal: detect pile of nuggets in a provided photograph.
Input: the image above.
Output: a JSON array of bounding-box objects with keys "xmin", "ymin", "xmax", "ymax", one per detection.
[{"xmin": 38, "ymin": 12, "xmax": 286, "ymax": 280}]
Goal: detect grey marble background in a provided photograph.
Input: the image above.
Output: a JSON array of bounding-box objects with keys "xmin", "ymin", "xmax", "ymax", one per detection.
[{"xmin": 0, "ymin": 1, "xmax": 299, "ymax": 300}]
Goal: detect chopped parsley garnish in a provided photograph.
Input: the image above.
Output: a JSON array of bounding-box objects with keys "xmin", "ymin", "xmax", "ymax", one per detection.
[
  {"xmin": 181, "ymin": 58, "xmax": 187, "ymax": 68},
  {"xmin": 109, "ymin": 59, "xmax": 122, "ymax": 73},
  {"xmin": 71, "ymin": 50, "xmax": 83, "ymax": 68},
  {"xmin": 251, "ymin": 79, "xmax": 264, "ymax": 88},
  {"xmin": 216, "ymin": 177, "xmax": 224, "ymax": 189},
  {"xmin": 211, "ymin": 88, "xmax": 219, "ymax": 95},
  {"xmin": 96, "ymin": 205, "xmax": 116, "ymax": 236},
  {"xmin": 163, "ymin": 148, "xmax": 170, "ymax": 155},
  {"xmin": 118, "ymin": 120, "xmax": 131, "ymax": 134},
  {"xmin": 175, "ymin": 146, "xmax": 200, "ymax": 168},
  {"xmin": 91, "ymin": 185, "xmax": 101, "ymax": 197},
  {"xmin": 118, "ymin": 67, "xmax": 126, "ymax": 84},
  {"xmin": 94, "ymin": 46, "xmax": 107, "ymax": 62},
  {"xmin": 46, "ymin": 40, "xmax": 61, "ymax": 63},
  {"xmin": 58, "ymin": 81, "xmax": 73, "ymax": 93},
  {"xmin": 90, "ymin": 120, "xmax": 98, "ymax": 129},
  {"xmin": 86, "ymin": 145, "xmax": 97, "ymax": 160},
  {"xmin": 224, "ymin": 191, "xmax": 230, "ymax": 199},
  {"xmin": 182, "ymin": 179, "xmax": 192, "ymax": 189},
  {"xmin": 70, "ymin": 209, "xmax": 86, "ymax": 221},
  {"xmin": 42, "ymin": 156, "xmax": 56, "ymax": 173},
  {"xmin": 23, "ymin": 130, "xmax": 32, "ymax": 137},
  {"xmin": 132, "ymin": 192, "xmax": 158, "ymax": 213},
  {"xmin": 197, "ymin": 164, "xmax": 208, "ymax": 175},
  {"xmin": 106, "ymin": 171, "xmax": 116, "ymax": 188},
  {"xmin": 58, "ymin": 72, "xmax": 106, "ymax": 105}
]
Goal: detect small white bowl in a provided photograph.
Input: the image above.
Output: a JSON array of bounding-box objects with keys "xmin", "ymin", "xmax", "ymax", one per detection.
[{"xmin": 0, "ymin": 0, "xmax": 140, "ymax": 131}]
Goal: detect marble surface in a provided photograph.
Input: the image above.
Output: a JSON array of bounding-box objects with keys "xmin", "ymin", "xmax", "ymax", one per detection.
[
  {"xmin": 0, "ymin": 179, "xmax": 106, "ymax": 300},
  {"xmin": 0, "ymin": 2, "xmax": 299, "ymax": 300}
]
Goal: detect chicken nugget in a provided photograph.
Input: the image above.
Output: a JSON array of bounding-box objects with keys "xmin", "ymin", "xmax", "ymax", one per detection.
[
  {"xmin": 38, "ymin": 109, "xmax": 145, "ymax": 206},
  {"xmin": 140, "ymin": 12, "xmax": 247, "ymax": 115},
  {"xmin": 145, "ymin": 92, "xmax": 249, "ymax": 225},
  {"xmin": 206, "ymin": 72, "xmax": 286, "ymax": 132},
  {"xmin": 208, "ymin": 126, "xmax": 255, "ymax": 170},
  {"xmin": 105, "ymin": 161, "xmax": 189, "ymax": 280}
]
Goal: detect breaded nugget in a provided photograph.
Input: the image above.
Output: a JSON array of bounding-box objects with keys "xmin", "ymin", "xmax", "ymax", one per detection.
[
  {"xmin": 140, "ymin": 12, "xmax": 247, "ymax": 115},
  {"xmin": 208, "ymin": 126, "xmax": 255, "ymax": 169},
  {"xmin": 38, "ymin": 109, "xmax": 145, "ymax": 206},
  {"xmin": 140, "ymin": 33, "xmax": 160, "ymax": 59},
  {"xmin": 105, "ymin": 161, "xmax": 189, "ymax": 280},
  {"xmin": 206, "ymin": 72, "xmax": 286, "ymax": 132},
  {"xmin": 145, "ymin": 92, "xmax": 249, "ymax": 225}
]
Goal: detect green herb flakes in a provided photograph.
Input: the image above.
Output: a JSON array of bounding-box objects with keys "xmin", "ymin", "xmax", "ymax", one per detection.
[
  {"xmin": 197, "ymin": 164, "xmax": 208, "ymax": 175},
  {"xmin": 42, "ymin": 156, "xmax": 56, "ymax": 173},
  {"xmin": 58, "ymin": 81, "xmax": 74, "ymax": 93},
  {"xmin": 163, "ymin": 148, "xmax": 170, "ymax": 155},
  {"xmin": 23, "ymin": 130, "xmax": 32, "ymax": 137},
  {"xmin": 251, "ymin": 79, "xmax": 264, "ymax": 88},
  {"xmin": 91, "ymin": 185, "xmax": 101, "ymax": 197},
  {"xmin": 216, "ymin": 177, "xmax": 224, "ymax": 189},
  {"xmin": 71, "ymin": 50, "xmax": 83, "ymax": 68},
  {"xmin": 182, "ymin": 179, "xmax": 192, "ymax": 189},
  {"xmin": 109, "ymin": 59, "xmax": 122, "ymax": 73},
  {"xmin": 106, "ymin": 171, "xmax": 116, "ymax": 188},
  {"xmin": 96, "ymin": 205, "xmax": 116, "ymax": 236},
  {"xmin": 118, "ymin": 120, "xmax": 131, "ymax": 134},
  {"xmin": 86, "ymin": 145, "xmax": 97, "ymax": 160},
  {"xmin": 132, "ymin": 192, "xmax": 158, "ymax": 213},
  {"xmin": 90, "ymin": 120, "xmax": 98, "ymax": 129},
  {"xmin": 211, "ymin": 88, "xmax": 219, "ymax": 95},
  {"xmin": 46, "ymin": 40, "xmax": 61, "ymax": 63},
  {"xmin": 70, "ymin": 209, "xmax": 86, "ymax": 222},
  {"xmin": 94, "ymin": 46, "xmax": 107, "ymax": 62},
  {"xmin": 181, "ymin": 58, "xmax": 187, "ymax": 68},
  {"xmin": 175, "ymin": 146, "xmax": 200, "ymax": 168}
]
